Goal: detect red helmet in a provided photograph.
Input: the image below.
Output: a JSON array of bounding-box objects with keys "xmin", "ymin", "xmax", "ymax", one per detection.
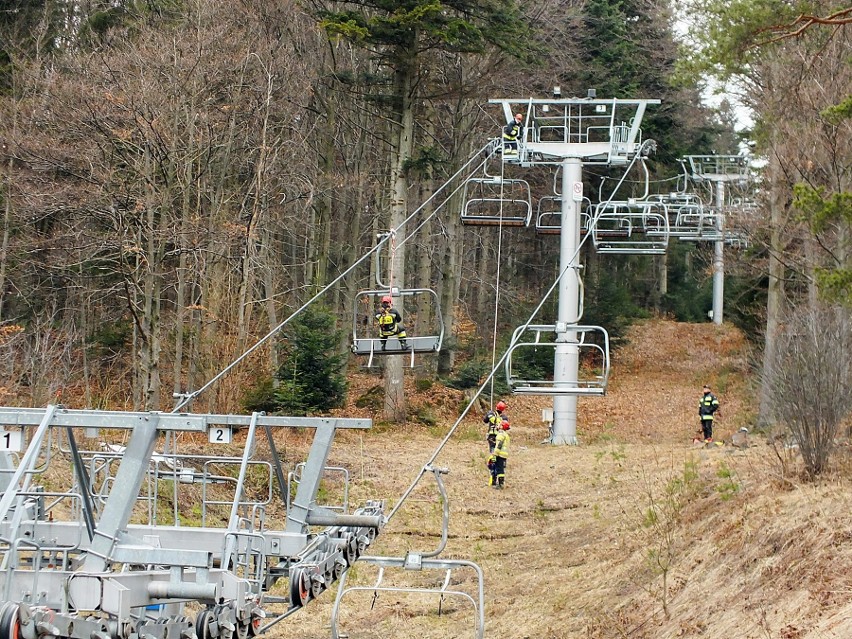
[
  {"xmin": 501, "ymin": 420, "xmax": 511, "ymax": 430},
  {"xmin": 381, "ymin": 295, "xmax": 392, "ymax": 305},
  {"xmin": 496, "ymin": 401, "xmax": 507, "ymax": 412}
]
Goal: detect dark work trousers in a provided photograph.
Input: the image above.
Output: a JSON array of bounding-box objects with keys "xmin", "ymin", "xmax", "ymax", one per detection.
[
  {"xmin": 701, "ymin": 418, "xmax": 714, "ymax": 440},
  {"xmin": 492, "ymin": 456, "xmax": 507, "ymax": 486}
]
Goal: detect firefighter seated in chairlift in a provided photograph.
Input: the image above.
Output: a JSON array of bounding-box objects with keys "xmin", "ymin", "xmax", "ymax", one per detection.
[{"xmin": 375, "ymin": 295, "xmax": 409, "ymax": 350}]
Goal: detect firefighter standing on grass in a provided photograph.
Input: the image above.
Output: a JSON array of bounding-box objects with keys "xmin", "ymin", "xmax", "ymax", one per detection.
[
  {"xmin": 483, "ymin": 400, "xmax": 507, "ymax": 453},
  {"xmin": 489, "ymin": 420, "xmax": 510, "ymax": 489},
  {"xmin": 698, "ymin": 384, "xmax": 720, "ymax": 443}
]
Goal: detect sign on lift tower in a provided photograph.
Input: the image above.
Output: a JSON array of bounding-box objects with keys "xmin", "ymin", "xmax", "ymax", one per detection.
[{"xmin": 490, "ymin": 91, "xmax": 660, "ymax": 445}]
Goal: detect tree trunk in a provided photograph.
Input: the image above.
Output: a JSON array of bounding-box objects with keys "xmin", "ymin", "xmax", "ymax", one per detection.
[
  {"xmin": 0, "ymin": 157, "xmax": 13, "ymax": 324},
  {"xmin": 139, "ymin": 144, "xmax": 163, "ymax": 410},
  {"xmin": 758, "ymin": 154, "xmax": 787, "ymax": 428},
  {"xmin": 656, "ymin": 251, "xmax": 668, "ymax": 310},
  {"xmin": 437, "ymin": 102, "xmax": 475, "ymax": 376},
  {"xmin": 415, "ymin": 115, "xmax": 436, "ymax": 378},
  {"xmin": 383, "ymin": 55, "xmax": 416, "ymax": 422},
  {"xmin": 172, "ymin": 102, "xmax": 198, "ymax": 402},
  {"xmin": 313, "ymin": 97, "xmax": 335, "ymax": 292}
]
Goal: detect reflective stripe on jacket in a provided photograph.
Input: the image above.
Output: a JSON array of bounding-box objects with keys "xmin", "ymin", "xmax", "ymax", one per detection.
[
  {"xmin": 502, "ymin": 121, "xmax": 521, "ymax": 141},
  {"xmin": 699, "ymin": 393, "xmax": 719, "ymax": 420},
  {"xmin": 375, "ymin": 308, "xmax": 403, "ymax": 336}
]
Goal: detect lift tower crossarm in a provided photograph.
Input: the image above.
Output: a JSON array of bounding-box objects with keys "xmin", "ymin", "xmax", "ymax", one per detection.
[{"xmin": 489, "ymin": 97, "xmax": 661, "ymax": 165}]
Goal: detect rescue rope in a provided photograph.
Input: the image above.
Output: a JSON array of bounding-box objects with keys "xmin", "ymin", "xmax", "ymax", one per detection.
[
  {"xmin": 488, "ymin": 151, "xmax": 508, "ymax": 408},
  {"xmin": 387, "ymin": 230, "xmax": 397, "ymax": 296}
]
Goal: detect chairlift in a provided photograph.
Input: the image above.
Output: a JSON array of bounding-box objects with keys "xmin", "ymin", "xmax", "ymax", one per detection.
[
  {"xmin": 505, "ymin": 324, "xmax": 610, "ymax": 396},
  {"xmin": 591, "ymin": 200, "xmax": 669, "ymax": 254},
  {"xmin": 460, "ymin": 174, "xmax": 532, "ymax": 227},
  {"xmin": 672, "ymin": 204, "xmax": 722, "ymax": 241},
  {"xmin": 535, "ymin": 196, "xmax": 592, "ymax": 236},
  {"xmin": 724, "ymin": 231, "xmax": 749, "ymax": 249},
  {"xmin": 330, "ymin": 465, "xmax": 485, "ymax": 639},
  {"xmin": 352, "ymin": 288, "xmax": 444, "ymax": 368},
  {"xmin": 649, "ymin": 194, "xmax": 721, "ymax": 241}
]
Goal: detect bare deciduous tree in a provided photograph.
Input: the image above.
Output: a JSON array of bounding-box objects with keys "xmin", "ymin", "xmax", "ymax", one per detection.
[{"xmin": 764, "ymin": 304, "xmax": 852, "ymax": 477}]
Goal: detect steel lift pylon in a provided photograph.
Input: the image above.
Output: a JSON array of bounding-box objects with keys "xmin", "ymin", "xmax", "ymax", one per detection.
[
  {"xmin": 490, "ymin": 93, "xmax": 660, "ymax": 445},
  {"xmin": 684, "ymin": 155, "xmax": 751, "ymax": 325}
]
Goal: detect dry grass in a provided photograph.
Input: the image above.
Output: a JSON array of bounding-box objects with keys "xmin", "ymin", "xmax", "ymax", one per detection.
[{"xmin": 270, "ymin": 319, "xmax": 852, "ymax": 638}]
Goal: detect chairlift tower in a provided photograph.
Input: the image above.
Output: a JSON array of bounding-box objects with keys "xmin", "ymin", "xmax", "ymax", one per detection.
[
  {"xmin": 685, "ymin": 155, "xmax": 750, "ymax": 325},
  {"xmin": 490, "ymin": 93, "xmax": 660, "ymax": 445}
]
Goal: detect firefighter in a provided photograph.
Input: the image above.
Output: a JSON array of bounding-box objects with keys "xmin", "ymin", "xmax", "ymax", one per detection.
[
  {"xmin": 502, "ymin": 112, "xmax": 523, "ymax": 156},
  {"xmin": 375, "ymin": 295, "xmax": 408, "ymax": 350},
  {"xmin": 698, "ymin": 384, "xmax": 721, "ymax": 443},
  {"xmin": 483, "ymin": 400, "xmax": 507, "ymax": 453},
  {"xmin": 490, "ymin": 420, "xmax": 510, "ymax": 489}
]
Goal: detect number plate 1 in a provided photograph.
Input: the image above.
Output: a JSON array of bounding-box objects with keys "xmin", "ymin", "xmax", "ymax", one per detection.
[{"xmin": 0, "ymin": 429, "xmax": 23, "ymax": 452}]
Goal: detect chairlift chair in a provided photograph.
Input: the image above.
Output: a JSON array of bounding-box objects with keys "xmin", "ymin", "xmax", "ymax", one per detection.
[
  {"xmin": 505, "ymin": 324, "xmax": 611, "ymax": 396},
  {"xmin": 460, "ymin": 175, "xmax": 532, "ymax": 227},
  {"xmin": 352, "ymin": 288, "xmax": 444, "ymax": 368},
  {"xmin": 672, "ymin": 204, "xmax": 723, "ymax": 241},
  {"xmin": 591, "ymin": 201, "xmax": 669, "ymax": 254},
  {"xmin": 535, "ymin": 196, "xmax": 592, "ymax": 236},
  {"xmin": 330, "ymin": 465, "xmax": 485, "ymax": 639}
]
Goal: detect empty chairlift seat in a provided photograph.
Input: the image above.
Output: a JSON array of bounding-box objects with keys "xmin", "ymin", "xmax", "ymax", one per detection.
[
  {"xmin": 460, "ymin": 176, "xmax": 532, "ymax": 227},
  {"xmin": 673, "ymin": 204, "xmax": 722, "ymax": 241},
  {"xmin": 352, "ymin": 289, "xmax": 444, "ymax": 367},
  {"xmin": 650, "ymin": 194, "xmax": 721, "ymax": 241},
  {"xmin": 535, "ymin": 195, "xmax": 562, "ymax": 234},
  {"xmin": 505, "ymin": 324, "xmax": 611, "ymax": 396},
  {"xmin": 330, "ymin": 466, "xmax": 485, "ymax": 639},
  {"xmin": 591, "ymin": 200, "xmax": 669, "ymax": 254},
  {"xmin": 534, "ymin": 196, "xmax": 592, "ymax": 236}
]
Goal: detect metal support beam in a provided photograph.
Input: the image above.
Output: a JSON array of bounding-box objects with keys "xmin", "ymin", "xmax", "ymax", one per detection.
[
  {"xmin": 712, "ymin": 180, "xmax": 725, "ymax": 325},
  {"xmin": 82, "ymin": 414, "xmax": 160, "ymax": 572},
  {"xmin": 286, "ymin": 423, "xmax": 336, "ymax": 534},
  {"xmin": 551, "ymin": 158, "xmax": 583, "ymax": 445}
]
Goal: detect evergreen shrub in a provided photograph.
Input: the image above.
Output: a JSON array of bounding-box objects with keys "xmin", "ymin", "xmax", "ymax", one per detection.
[{"xmin": 242, "ymin": 306, "xmax": 347, "ymax": 415}]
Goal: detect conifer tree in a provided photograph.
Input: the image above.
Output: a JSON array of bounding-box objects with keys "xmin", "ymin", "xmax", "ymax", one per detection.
[{"xmin": 273, "ymin": 306, "xmax": 348, "ymax": 415}]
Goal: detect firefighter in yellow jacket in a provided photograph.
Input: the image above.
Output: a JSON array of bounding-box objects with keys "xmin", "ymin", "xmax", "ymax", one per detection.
[
  {"xmin": 489, "ymin": 420, "xmax": 510, "ymax": 489},
  {"xmin": 483, "ymin": 400, "xmax": 507, "ymax": 453},
  {"xmin": 502, "ymin": 112, "xmax": 523, "ymax": 156},
  {"xmin": 375, "ymin": 295, "xmax": 408, "ymax": 350}
]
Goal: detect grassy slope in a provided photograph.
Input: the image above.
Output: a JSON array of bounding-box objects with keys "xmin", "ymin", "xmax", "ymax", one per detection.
[{"xmin": 281, "ymin": 319, "xmax": 852, "ymax": 639}]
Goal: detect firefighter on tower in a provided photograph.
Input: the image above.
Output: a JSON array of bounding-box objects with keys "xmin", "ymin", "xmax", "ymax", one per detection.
[{"xmin": 502, "ymin": 112, "xmax": 524, "ymax": 156}]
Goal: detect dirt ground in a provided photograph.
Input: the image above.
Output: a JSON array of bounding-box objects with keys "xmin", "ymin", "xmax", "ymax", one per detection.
[{"xmin": 278, "ymin": 319, "xmax": 852, "ymax": 639}]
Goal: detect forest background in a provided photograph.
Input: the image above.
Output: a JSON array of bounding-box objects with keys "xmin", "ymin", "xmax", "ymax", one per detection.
[{"xmin": 0, "ymin": 0, "xmax": 849, "ymax": 429}]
